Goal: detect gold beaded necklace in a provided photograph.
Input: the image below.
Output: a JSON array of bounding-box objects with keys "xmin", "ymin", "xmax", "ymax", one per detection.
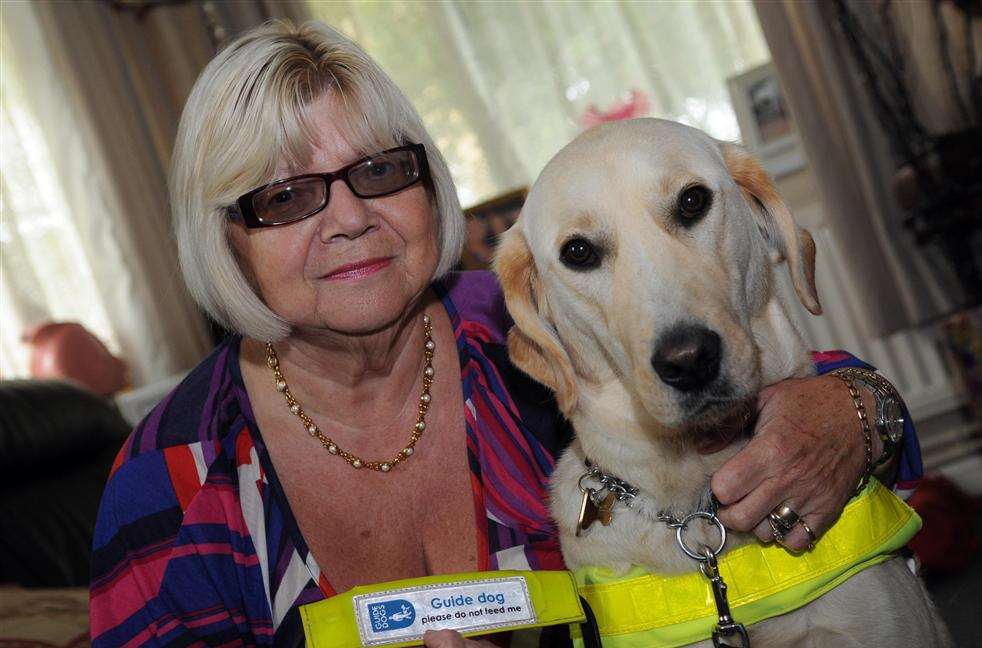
[{"xmin": 265, "ymin": 313, "xmax": 434, "ymax": 473}]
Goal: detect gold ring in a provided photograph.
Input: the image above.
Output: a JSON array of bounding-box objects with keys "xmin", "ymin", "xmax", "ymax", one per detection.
[{"xmin": 798, "ymin": 518, "xmax": 817, "ymax": 550}]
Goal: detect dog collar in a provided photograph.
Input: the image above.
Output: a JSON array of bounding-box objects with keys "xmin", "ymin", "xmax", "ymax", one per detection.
[{"xmin": 577, "ymin": 459, "xmax": 717, "ymax": 535}]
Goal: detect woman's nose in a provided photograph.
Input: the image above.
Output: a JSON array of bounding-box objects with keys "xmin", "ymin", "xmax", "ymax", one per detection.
[{"xmin": 318, "ymin": 179, "xmax": 376, "ymax": 243}]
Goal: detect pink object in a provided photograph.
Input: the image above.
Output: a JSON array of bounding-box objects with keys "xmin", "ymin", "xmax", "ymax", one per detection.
[
  {"xmin": 21, "ymin": 322, "xmax": 128, "ymax": 396},
  {"xmin": 580, "ymin": 89, "xmax": 652, "ymax": 129}
]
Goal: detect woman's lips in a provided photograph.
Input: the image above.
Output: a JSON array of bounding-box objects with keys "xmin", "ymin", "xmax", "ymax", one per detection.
[{"xmin": 322, "ymin": 257, "xmax": 392, "ymax": 281}]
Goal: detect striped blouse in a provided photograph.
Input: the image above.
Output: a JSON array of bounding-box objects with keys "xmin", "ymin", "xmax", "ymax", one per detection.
[{"xmin": 89, "ymin": 271, "xmax": 922, "ymax": 646}]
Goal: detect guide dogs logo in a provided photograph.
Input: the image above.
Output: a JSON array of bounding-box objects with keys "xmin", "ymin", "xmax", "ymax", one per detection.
[{"xmin": 368, "ymin": 599, "xmax": 416, "ymax": 632}]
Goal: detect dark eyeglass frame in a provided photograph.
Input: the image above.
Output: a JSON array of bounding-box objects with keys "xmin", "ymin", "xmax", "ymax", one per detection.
[{"xmin": 233, "ymin": 143, "xmax": 430, "ymax": 228}]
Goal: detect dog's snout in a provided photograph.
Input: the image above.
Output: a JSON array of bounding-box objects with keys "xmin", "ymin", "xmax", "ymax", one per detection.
[{"xmin": 651, "ymin": 326, "xmax": 722, "ymax": 392}]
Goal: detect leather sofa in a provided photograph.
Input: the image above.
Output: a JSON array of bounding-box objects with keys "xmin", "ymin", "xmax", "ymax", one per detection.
[{"xmin": 0, "ymin": 379, "xmax": 130, "ymax": 587}]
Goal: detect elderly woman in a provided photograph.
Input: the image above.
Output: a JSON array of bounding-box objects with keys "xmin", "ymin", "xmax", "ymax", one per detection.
[{"xmin": 89, "ymin": 20, "xmax": 919, "ymax": 648}]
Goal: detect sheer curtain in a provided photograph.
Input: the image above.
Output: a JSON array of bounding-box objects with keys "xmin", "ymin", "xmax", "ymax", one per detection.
[
  {"xmin": 0, "ymin": 2, "xmax": 213, "ymax": 386},
  {"xmin": 754, "ymin": 0, "xmax": 953, "ymax": 336},
  {"xmin": 306, "ymin": 0, "xmax": 770, "ymax": 206},
  {"xmin": 0, "ymin": 59, "xmax": 117, "ymax": 377}
]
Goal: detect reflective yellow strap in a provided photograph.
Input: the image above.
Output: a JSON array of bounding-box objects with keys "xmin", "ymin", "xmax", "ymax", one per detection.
[
  {"xmin": 573, "ymin": 479, "xmax": 921, "ymax": 648},
  {"xmin": 300, "ymin": 570, "xmax": 585, "ymax": 648}
]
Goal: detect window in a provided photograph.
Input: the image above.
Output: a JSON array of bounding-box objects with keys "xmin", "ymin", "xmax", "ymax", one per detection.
[
  {"xmin": 0, "ymin": 22, "xmax": 118, "ymax": 377},
  {"xmin": 307, "ymin": 0, "xmax": 770, "ymax": 206}
]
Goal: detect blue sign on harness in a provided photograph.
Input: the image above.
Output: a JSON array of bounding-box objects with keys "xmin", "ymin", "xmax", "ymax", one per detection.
[{"xmin": 368, "ymin": 599, "xmax": 416, "ymax": 632}]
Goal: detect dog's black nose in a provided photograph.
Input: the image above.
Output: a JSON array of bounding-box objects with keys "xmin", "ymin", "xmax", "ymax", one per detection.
[{"xmin": 651, "ymin": 326, "xmax": 722, "ymax": 392}]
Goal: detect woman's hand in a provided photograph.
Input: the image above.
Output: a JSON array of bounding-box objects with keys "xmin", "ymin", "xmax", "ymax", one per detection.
[
  {"xmin": 423, "ymin": 630, "xmax": 500, "ymax": 647},
  {"xmin": 710, "ymin": 374, "xmax": 880, "ymax": 552}
]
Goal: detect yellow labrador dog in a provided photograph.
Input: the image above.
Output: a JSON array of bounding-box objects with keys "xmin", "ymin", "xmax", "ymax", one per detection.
[{"xmin": 494, "ymin": 119, "xmax": 948, "ymax": 646}]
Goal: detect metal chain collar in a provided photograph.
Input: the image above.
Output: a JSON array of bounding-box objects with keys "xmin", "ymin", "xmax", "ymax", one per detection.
[{"xmin": 579, "ymin": 459, "xmax": 640, "ymax": 506}]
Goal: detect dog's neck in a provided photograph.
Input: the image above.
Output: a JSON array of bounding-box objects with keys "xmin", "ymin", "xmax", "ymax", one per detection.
[
  {"xmin": 568, "ymin": 295, "xmax": 812, "ymax": 514},
  {"xmin": 570, "ymin": 381, "xmax": 742, "ymax": 516}
]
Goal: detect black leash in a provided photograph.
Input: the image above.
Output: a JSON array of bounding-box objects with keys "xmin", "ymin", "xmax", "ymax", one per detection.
[{"xmin": 578, "ymin": 596, "xmax": 603, "ymax": 648}]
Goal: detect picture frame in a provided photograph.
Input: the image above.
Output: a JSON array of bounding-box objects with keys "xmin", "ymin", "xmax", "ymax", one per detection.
[
  {"xmin": 727, "ymin": 62, "xmax": 806, "ymax": 179},
  {"xmin": 460, "ymin": 187, "xmax": 527, "ymax": 271}
]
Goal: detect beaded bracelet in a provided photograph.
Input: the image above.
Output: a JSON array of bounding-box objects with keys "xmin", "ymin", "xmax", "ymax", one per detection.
[{"xmin": 832, "ymin": 371, "xmax": 874, "ymax": 495}]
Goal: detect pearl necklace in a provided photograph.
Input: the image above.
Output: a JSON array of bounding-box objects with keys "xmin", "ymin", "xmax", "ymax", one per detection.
[{"xmin": 265, "ymin": 313, "xmax": 434, "ymax": 473}]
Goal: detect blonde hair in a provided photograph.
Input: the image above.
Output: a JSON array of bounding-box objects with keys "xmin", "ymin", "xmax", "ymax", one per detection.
[{"xmin": 171, "ymin": 20, "xmax": 464, "ymax": 341}]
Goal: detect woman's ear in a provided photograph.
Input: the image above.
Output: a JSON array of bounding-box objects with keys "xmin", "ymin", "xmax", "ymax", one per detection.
[
  {"xmin": 720, "ymin": 143, "xmax": 822, "ymax": 315},
  {"xmin": 493, "ymin": 225, "xmax": 578, "ymax": 415}
]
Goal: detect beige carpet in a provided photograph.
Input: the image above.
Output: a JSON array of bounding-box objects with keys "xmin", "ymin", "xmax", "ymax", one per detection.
[{"xmin": 0, "ymin": 587, "xmax": 89, "ymax": 648}]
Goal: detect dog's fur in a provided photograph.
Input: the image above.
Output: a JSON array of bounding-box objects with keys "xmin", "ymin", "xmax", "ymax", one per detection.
[{"xmin": 494, "ymin": 119, "xmax": 949, "ymax": 646}]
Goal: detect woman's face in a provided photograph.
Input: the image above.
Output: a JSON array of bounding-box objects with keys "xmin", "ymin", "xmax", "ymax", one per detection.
[{"xmin": 229, "ymin": 94, "xmax": 440, "ymax": 336}]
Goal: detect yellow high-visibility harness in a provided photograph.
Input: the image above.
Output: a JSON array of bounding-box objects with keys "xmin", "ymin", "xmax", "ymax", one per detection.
[
  {"xmin": 299, "ymin": 480, "xmax": 918, "ymax": 647},
  {"xmin": 299, "ymin": 569, "xmax": 587, "ymax": 647},
  {"xmin": 571, "ymin": 479, "xmax": 921, "ymax": 647}
]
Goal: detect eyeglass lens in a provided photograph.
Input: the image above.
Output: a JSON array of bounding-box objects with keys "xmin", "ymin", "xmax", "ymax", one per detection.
[{"xmin": 251, "ymin": 147, "xmax": 422, "ymax": 225}]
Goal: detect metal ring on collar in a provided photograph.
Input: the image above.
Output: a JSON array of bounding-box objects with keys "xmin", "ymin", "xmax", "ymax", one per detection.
[
  {"xmin": 578, "ymin": 473, "xmax": 598, "ymax": 494},
  {"xmin": 676, "ymin": 511, "xmax": 727, "ymax": 562}
]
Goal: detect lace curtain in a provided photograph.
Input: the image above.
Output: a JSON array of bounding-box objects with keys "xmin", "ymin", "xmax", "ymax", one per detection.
[
  {"xmin": 0, "ymin": 55, "xmax": 117, "ymax": 377},
  {"xmin": 306, "ymin": 0, "xmax": 770, "ymax": 206},
  {"xmin": 0, "ymin": 2, "xmax": 212, "ymax": 384}
]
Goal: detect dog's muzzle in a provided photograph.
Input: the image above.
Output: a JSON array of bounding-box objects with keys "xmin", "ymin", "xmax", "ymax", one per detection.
[{"xmin": 651, "ymin": 325, "xmax": 722, "ymax": 392}]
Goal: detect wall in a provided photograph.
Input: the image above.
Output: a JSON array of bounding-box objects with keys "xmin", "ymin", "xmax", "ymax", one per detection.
[{"xmin": 773, "ymin": 164, "xmax": 976, "ymax": 492}]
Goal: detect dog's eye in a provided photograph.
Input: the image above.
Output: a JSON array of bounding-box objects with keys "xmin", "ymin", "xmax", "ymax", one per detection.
[
  {"xmin": 560, "ymin": 238, "xmax": 601, "ymax": 270},
  {"xmin": 678, "ymin": 186, "xmax": 712, "ymax": 222}
]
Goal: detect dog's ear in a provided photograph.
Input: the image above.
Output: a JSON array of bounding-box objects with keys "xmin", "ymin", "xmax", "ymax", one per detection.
[
  {"xmin": 721, "ymin": 143, "xmax": 822, "ymax": 315},
  {"xmin": 493, "ymin": 226, "xmax": 578, "ymax": 414}
]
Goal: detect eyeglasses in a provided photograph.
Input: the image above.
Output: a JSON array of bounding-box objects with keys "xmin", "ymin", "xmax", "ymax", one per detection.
[{"xmin": 234, "ymin": 143, "xmax": 429, "ymax": 228}]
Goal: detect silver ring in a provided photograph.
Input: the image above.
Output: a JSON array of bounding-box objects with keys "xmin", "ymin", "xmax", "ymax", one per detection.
[
  {"xmin": 578, "ymin": 473, "xmax": 597, "ymax": 493},
  {"xmin": 768, "ymin": 518, "xmax": 786, "ymax": 545},
  {"xmin": 768, "ymin": 503, "xmax": 800, "ymax": 535},
  {"xmin": 676, "ymin": 511, "xmax": 727, "ymax": 562}
]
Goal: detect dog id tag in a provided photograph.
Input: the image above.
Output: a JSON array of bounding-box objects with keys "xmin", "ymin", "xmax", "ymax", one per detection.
[
  {"xmin": 576, "ymin": 490, "xmax": 600, "ymax": 536},
  {"xmin": 597, "ymin": 491, "xmax": 616, "ymax": 526},
  {"xmin": 577, "ymin": 490, "xmax": 617, "ymax": 536}
]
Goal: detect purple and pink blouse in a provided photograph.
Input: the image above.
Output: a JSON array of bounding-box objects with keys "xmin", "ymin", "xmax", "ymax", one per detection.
[{"xmin": 89, "ymin": 271, "xmax": 922, "ymax": 646}]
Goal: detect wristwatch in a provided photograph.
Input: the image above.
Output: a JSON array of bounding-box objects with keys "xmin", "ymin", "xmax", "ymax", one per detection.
[{"xmin": 833, "ymin": 367, "xmax": 905, "ymax": 467}]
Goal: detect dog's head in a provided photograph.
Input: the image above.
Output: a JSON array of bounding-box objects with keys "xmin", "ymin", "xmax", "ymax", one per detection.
[{"xmin": 494, "ymin": 119, "xmax": 819, "ymax": 442}]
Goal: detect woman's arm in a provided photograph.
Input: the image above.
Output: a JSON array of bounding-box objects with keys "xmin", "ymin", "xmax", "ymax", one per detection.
[
  {"xmin": 91, "ymin": 461, "xmax": 183, "ymax": 646},
  {"xmin": 810, "ymin": 350, "xmax": 922, "ymax": 497},
  {"xmin": 710, "ymin": 350, "xmax": 922, "ymax": 553},
  {"xmin": 90, "ymin": 449, "xmax": 263, "ymax": 646}
]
